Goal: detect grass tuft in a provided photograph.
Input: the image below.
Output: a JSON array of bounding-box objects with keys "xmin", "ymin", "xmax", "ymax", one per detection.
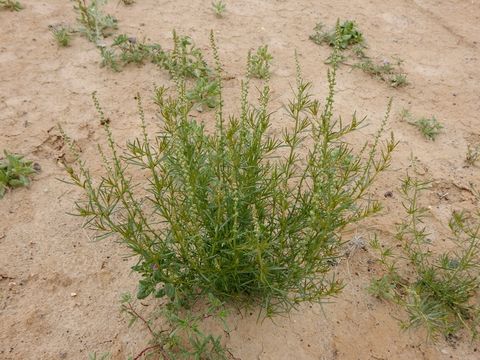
[{"xmin": 369, "ymin": 175, "xmax": 480, "ymax": 340}]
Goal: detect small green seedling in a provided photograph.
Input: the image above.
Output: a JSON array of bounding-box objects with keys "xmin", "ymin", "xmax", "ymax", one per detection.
[
  {"xmin": 0, "ymin": 0, "xmax": 23, "ymax": 11},
  {"xmin": 112, "ymin": 34, "xmax": 163, "ymax": 65},
  {"xmin": 98, "ymin": 34, "xmax": 164, "ymax": 71},
  {"xmin": 88, "ymin": 353, "xmax": 110, "ymax": 360},
  {"xmin": 51, "ymin": 26, "xmax": 72, "ymax": 47},
  {"xmin": 74, "ymin": 0, "xmax": 118, "ymax": 43},
  {"xmin": 118, "ymin": 293, "xmax": 228, "ymax": 358},
  {"xmin": 311, "ymin": 20, "xmax": 408, "ymax": 88},
  {"xmin": 248, "ymin": 45, "xmax": 273, "ymax": 79},
  {"xmin": 354, "ymin": 58, "xmax": 408, "ymax": 87},
  {"xmin": 99, "ymin": 46, "xmax": 120, "ymax": 71},
  {"xmin": 400, "ymin": 110, "xmax": 442, "ymax": 141},
  {"xmin": 413, "ymin": 116, "xmax": 443, "ymax": 141},
  {"xmin": 466, "ymin": 144, "xmax": 480, "ymax": 165},
  {"xmin": 155, "ymin": 32, "xmax": 211, "ymax": 79},
  {"xmin": 310, "ymin": 20, "xmax": 363, "ymax": 49},
  {"xmin": 0, "ymin": 151, "xmax": 36, "ymax": 199},
  {"xmin": 390, "ymin": 73, "xmax": 408, "ymax": 88},
  {"xmin": 212, "ymin": 0, "xmax": 226, "ymax": 17},
  {"xmin": 398, "ymin": 108, "xmax": 412, "ymax": 122}
]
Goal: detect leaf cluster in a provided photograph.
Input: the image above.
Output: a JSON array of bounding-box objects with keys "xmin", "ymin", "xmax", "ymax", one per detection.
[
  {"xmin": 0, "ymin": 151, "xmax": 36, "ymax": 199},
  {"xmin": 310, "ymin": 20, "xmax": 363, "ymax": 49}
]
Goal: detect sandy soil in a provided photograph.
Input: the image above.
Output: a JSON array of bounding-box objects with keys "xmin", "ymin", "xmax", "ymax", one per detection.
[{"xmin": 1, "ymin": 0, "xmax": 480, "ymax": 359}]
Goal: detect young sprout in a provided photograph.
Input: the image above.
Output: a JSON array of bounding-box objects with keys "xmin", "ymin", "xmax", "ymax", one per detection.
[
  {"xmin": 310, "ymin": 20, "xmax": 363, "ymax": 49},
  {"xmin": 413, "ymin": 116, "xmax": 443, "ymax": 141},
  {"xmin": 51, "ymin": 26, "xmax": 72, "ymax": 47},
  {"xmin": 248, "ymin": 45, "xmax": 273, "ymax": 79},
  {"xmin": 466, "ymin": 144, "xmax": 480, "ymax": 165},
  {"xmin": 390, "ymin": 73, "xmax": 408, "ymax": 88},
  {"xmin": 401, "ymin": 110, "xmax": 443, "ymax": 141},
  {"xmin": 212, "ymin": 0, "xmax": 226, "ymax": 17},
  {"xmin": 0, "ymin": 151, "xmax": 37, "ymax": 198}
]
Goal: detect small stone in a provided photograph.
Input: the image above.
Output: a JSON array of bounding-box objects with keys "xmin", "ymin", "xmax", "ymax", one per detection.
[{"xmin": 70, "ymin": 292, "xmax": 77, "ymax": 297}]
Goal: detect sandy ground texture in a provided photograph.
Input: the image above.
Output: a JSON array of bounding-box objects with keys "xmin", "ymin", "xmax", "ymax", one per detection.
[{"xmin": 1, "ymin": 0, "xmax": 480, "ymax": 359}]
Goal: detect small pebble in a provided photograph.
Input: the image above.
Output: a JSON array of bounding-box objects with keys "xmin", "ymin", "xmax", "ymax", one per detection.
[{"xmin": 70, "ymin": 292, "xmax": 77, "ymax": 297}]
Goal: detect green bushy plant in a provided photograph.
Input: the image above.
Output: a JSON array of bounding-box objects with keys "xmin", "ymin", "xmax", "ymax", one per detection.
[
  {"xmin": 0, "ymin": 151, "xmax": 36, "ymax": 199},
  {"xmin": 369, "ymin": 175, "xmax": 480, "ymax": 340},
  {"xmin": 248, "ymin": 45, "xmax": 273, "ymax": 79},
  {"xmin": 63, "ymin": 34, "xmax": 396, "ymax": 316},
  {"xmin": 0, "ymin": 0, "xmax": 22, "ymax": 11}
]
